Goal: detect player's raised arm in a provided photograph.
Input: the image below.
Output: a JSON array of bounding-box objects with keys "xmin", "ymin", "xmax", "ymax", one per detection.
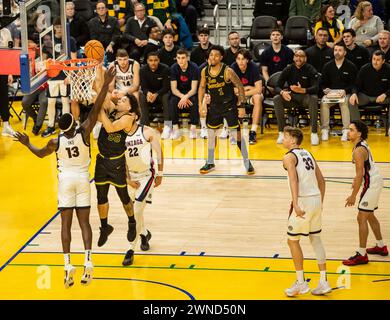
[
  {"xmin": 82, "ymin": 65, "xmax": 116, "ymax": 136},
  {"xmin": 227, "ymin": 67, "xmax": 245, "ymax": 105},
  {"xmin": 14, "ymin": 132, "xmax": 57, "ymax": 158},
  {"xmin": 283, "ymin": 153, "xmax": 304, "ymax": 217},
  {"xmin": 144, "ymin": 126, "xmax": 164, "ymax": 187}
]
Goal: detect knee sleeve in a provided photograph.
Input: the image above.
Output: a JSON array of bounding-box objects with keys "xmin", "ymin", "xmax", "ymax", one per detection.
[
  {"xmin": 309, "ymin": 234, "xmax": 326, "ymax": 264},
  {"xmin": 115, "ymin": 186, "xmax": 131, "ymax": 205},
  {"xmin": 96, "ymin": 184, "xmax": 109, "ymax": 205}
]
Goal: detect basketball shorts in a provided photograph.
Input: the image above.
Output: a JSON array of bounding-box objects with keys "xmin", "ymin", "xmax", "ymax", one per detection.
[
  {"xmin": 287, "ymin": 195, "xmax": 322, "ymax": 240},
  {"xmin": 94, "ymin": 153, "xmax": 127, "ymax": 188},
  {"xmin": 359, "ymin": 186, "xmax": 382, "ymax": 212},
  {"xmin": 128, "ymin": 170, "xmax": 155, "ymax": 204},
  {"xmin": 47, "ymin": 80, "xmax": 70, "ymax": 98},
  {"xmin": 206, "ymin": 103, "xmax": 240, "ymax": 129},
  {"xmin": 58, "ymin": 172, "xmax": 91, "ymax": 210}
]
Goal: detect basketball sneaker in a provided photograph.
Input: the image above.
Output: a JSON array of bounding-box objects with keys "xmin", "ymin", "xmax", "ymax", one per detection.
[
  {"xmin": 64, "ymin": 264, "xmax": 76, "ymax": 289},
  {"xmin": 189, "ymin": 126, "xmax": 197, "ymax": 139},
  {"xmin": 1, "ymin": 124, "xmax": 16, "ymax": 137},
  {"xmin": 341, "ymin": 129, "xmax": 349, "ymax": 142},
  {"xmin": 200, "ymin": 163, "xmax": 215, "ymax": 174},
  {"xmin": 219, "ymin": 126, "xmax": 228, "ymax": 139},
  {"xmin": 161, "ymin": 125, "xmax": 172, "ymax": 139},
  {"xmin": 366, "ymin": 245, "xmax": 388, "ymax": 256},
  {"xmin": 200, "ymin": 128, "xmax": 208, "ymax": 139},
  {"xmin": 311, "ymin": 281, "xmax": 332, "ymax": 296},
  {"xmin": 249, "ymin": 130, "xmax": 257, "ymax": 144},
  {"xmin": 311, "ymin": 133, "xmax": 319, "ymax": 145},
  {"xmin": 122, "ymin": 249, "xmax": 134, "ymax": 266},
  {"xmin": 285, "ymin": 281, "xmax": 310, "ymax": 297},
  {"xmin": 246, "ymin": 161, "xmax": 255, "ymax": 175},
  {"xmin": 81, "ymin": 261, "xmax": 93, "ymax": 286},
  {"xmin": 230, "ymin": 136, "xmax": 237, "ymax": 145},
  {"xmin": 97, "ymin": 224, "xmax": 114, "ymax": 247},
  {"xmin": 32, "ymin": 125, "xmax": 41, "ymax": 136},
  {"xmin": 342, "ymin": 252, "xmax": 369, "ymax": 266},
  {"xmin": 127, "ymin": 221, "xmax": 137, "ymax": 242},
  {"xmin": 41, "ymin": 126, "xmax": 55, "ymax": 138},
  {"xmin": 171, "ymin": 128, "xmax": 181, "ymax": 140},
  {"xmin": 321, "ymin": 129, "xmax": 329, "ymax": 141},
  {"xmin": 140, "ymin": 230, "xmax": 152, "ymax": 251}
]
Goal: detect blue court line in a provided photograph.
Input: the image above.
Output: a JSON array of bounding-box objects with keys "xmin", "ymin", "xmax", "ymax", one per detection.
[
  {"xmin": 94, "ymin": 277, "xmax": 195, "ymax": 300},
  {"xmin": 19, "ymin": 251, "xmax": 390, "ymax": 264},
  {"xmin": 0, "ymin": 210, "xmax": 61, "ymax": 272}
]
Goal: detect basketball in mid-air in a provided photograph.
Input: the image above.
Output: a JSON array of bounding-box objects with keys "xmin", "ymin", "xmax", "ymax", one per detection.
[{"xmin": 84, "ymin": 40, "xmax": 105, "ymax": 62}]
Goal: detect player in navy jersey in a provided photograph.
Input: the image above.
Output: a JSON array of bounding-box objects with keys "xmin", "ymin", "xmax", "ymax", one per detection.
[{"xmin": 231, "ymin": 49, "xmax": 263, "ymax": 144}]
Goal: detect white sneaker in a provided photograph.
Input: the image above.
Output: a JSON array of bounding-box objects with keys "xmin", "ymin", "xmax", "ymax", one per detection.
[
  {"xmin": 311, "ymin": 281, "xmax": 332, "ymax": 296},
  {"xmin": 285, "ymin": 281, "xmax": 310, "ymax": 297},
  {"xmin": 219, "ymin": 126, "xmax": 228, "ymax": 139},
  {"xmin": 161, "ymin": 125, "xmax": 172, "ymax": 139},
  {"xmin": 171, "ymin": 128, "xmax": 181, "ymax": 140},
  {"xmin": 64, "ymin": 264, "xmax": 76, "ymax": 289},
  {"xmin": 189, "ymin": 126, "xmax": 197, "ymax": 139},
  {"xmin": 2, "ymin": 125, "xmax": 16, "ymax": 138},
  {"xmin": 230, "ymin": 136, "xmax": 237, "ymax": 145},
  {"xmin": 311, "ymin": 133, "xmax": 319, "ymax": 145},
  {"xmin": 321, "ymin": 129, "xmax": 329, "ymax": 141},
  {"xmin": 200, "ymin": 127, "xmax": 208, "ymax": 139},
  {"xmin": 341, "ymin": 129, "xmax": 348, "ymax": 141},
  {"xmin": 92, "ymin": 122, "xmax": 102, "ymax": 140},
  {"xmin": 81, "ymin": 261, "xmax": 93, "ymax": 286},
  {"xmin": 276, "ymin": 132, "xmax": 283, "ymax": 144}
]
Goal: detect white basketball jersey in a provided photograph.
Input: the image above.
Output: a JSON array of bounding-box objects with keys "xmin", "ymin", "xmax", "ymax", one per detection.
[
  {"xmin": 56, "ymin": 128, "xmax": 90, "ymax": 174},
  {"xmin": 353, "ymin": 140, "xmax": 383, "ymax": 189},
  {"xmin": 125, "ymin": 125, "xmax": 154, "ymax": 173},
  {"xmin": 115, "ymin": 59, "xmax": 134, "ymax": 91},
  {"xmin": 286, "ymin": 148, "xmax": 320, "ymax": 197}
]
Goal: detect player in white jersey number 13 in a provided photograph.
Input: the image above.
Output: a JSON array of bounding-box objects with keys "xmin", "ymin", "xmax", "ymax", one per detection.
[
  {"xmin": 124, "ymin": 121, "xmax": 164, "ymax": 264},
  {"xmin": 282, "ymin": 126, "xmax": 331, "ymax": 297},
  {"xmin": 14, "ymin": 66, "xmax": 116, "ymax": 288}
]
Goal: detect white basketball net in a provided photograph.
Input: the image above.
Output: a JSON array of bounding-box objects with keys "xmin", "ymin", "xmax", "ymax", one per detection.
[{"xmin": 62, "ymin": 60, "xmax": 98, "ymax": 102}]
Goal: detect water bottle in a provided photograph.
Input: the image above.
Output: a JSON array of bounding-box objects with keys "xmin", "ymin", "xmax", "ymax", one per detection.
[{"xmin": 307, "ymin": 29, "xmax": 313, "ymax": 41}]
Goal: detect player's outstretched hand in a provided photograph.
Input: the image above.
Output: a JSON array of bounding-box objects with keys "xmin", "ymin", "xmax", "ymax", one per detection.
[
  {"xmin": 14, "ymin": 131, "xmax": 30, "ymax": 146},
  {"xmin": 154, "ymin": 176, "xmax": 162, "ymax": 187},
  {"xmin": 345, "ymin": 194, "xmax": 356, "ymax": 207},
  {"xmin": 104, "ymin": 64, "xmax": 116, "ymax": 84},
  {"xmin": 128, "ymin": 180, "xmax": 140, "ymax": 189},
  {"xmin": 294, "ymin": 205, "xmax": 305, "ymax": 218}
]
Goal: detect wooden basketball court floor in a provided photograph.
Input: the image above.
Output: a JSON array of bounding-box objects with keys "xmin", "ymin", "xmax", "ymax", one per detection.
[{"xmin": 1, "ymin": 105, "xmax": 390, "ymax": 300}]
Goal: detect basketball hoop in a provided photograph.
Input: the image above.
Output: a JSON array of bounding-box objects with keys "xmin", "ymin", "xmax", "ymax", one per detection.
[{"xmin": 46, "ymin": 58, "xmax": 99, "ymax": 101}]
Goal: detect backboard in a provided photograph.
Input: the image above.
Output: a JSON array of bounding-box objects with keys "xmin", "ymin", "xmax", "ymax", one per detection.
[{"xmin": 17, "ymin": 0, "xmax": 69, "ymax": 94}]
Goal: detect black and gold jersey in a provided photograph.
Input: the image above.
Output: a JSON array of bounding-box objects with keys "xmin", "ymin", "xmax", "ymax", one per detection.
[{"xmin": 205, "ymin": 63, "xmax": 236, "ymax": 107}]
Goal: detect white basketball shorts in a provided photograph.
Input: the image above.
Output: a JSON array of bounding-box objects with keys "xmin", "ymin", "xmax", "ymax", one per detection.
[
  {"xmin": 359, "ymin": 187, "xmax": 382, "ymax": 212},
  {"xmin": 47, "ymin": 80, "xmax": 69, "ymax": 98},
  {"xmin": 58, "ymin": 172, "xmax": 91, "ymax": 210},
  {"xmin": 128, "ymin": 171, "xmax": 155, "ymax": 204}
]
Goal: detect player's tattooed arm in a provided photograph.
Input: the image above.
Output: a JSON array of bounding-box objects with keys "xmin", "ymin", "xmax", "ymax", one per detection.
[
  {"xmin": 14, "ymin": 132, "xmax": 57, "ymax": 158},
  {"xmin": 227, "ymin": 68, "xmax": 245, "ymax": 105}
]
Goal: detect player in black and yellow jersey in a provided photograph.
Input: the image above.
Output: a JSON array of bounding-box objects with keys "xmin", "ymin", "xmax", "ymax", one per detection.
[
  {"xmin": 198, "ymin": 45, "xmax": 255, "ymax": 175},
  {"xmin": 95, "ymin": 93, "xmax": 139, "ymax": 261}
]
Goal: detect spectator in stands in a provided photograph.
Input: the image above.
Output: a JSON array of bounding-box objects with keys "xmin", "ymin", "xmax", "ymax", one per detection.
[
  {"xmin": 231, "ymin": 49, "xmax": 264, "ymax": 145},
  {"xmin": 349, "ymin": 50, "xmax": 390, "ymax": 130},
  {"xmin": 27, "ymin": 11, "xmax": 45, "ymax": 45},
  {"xmin": 66, "ymin": 1, "xmax": 90, "ymax": 48},
  {"xmin": 374, "ymin": 30, "xmax": 390, "ymax": 63},
  {"xmin": 260, "ymin": 29, "xmax": 294, "ymax": 82},
  {"xmin": 305, "ymin": 28, "xmax": 334, "ymax": 73},
  {"xmin": 176, "ymin": 0, "xmax": 198, "ymax": 42},
  {"xmin": 320, "ymin": 42, "xmax": 357, "ymax": 142},
  {"xmin": 348, "ymin": 1, "xmax": 384, "ymax": 49},
  {"xmin": 106, "ymin": 0, "xmax": 134, "ymax": 30},
  {"xmin": 223, "ymin": 31, "xmax": 241, "ymax": 66},
  {"xmin": 253, "ymin": 0, "xmax": 290, "ymax": 27},
  {"xmin": 289, "ymin": 0, "xmax": 322, "ymax": 23},
  {"xmin": 124, "ymin": 2, "xmax": 157, "ymax": 62},
  {"xmin": 314, "ymin": 4, "xmax": 344, "ymax": 47},
  {"xmin": 158, "ymin": 29, "xmax": 179, "ymax": 67},
  {"xmin": 144, "ymin": 25, "xmax": 162, "ymax": 60},
  {"xmin": 349, "ymin": 0, "xmax": 385, "ymax": 22},
  {"xmin": 273, "ymin": 49, "xmax": 320, "ymax": 145},
  {"xmin": 21, "ymin": 84, "xmax": 48, "ymax": 136},
  {"xmin": 191, "ymin": 26, "xmax": 213, "ymax": 66},
  {"xmin": 165, "ymin": 49, "xmax": 200, "ymax": 140},
  {"xmin": 142, "ymin": 0, "xmax": 177, "ymax": 28},
  {"xmin": 0, "ymin": 28, "xmax": 15, "ymax": 137},
  {"xmin": 139, "ymin": 52, "xmax": 171, "ymax": 126},
  {"xmin": 88, "ymin": 0, "xmax": 121, "ymax": 62},
  {"xmin": 343, "ymin": 28, "xmax": 370, "ymax": 69}
]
